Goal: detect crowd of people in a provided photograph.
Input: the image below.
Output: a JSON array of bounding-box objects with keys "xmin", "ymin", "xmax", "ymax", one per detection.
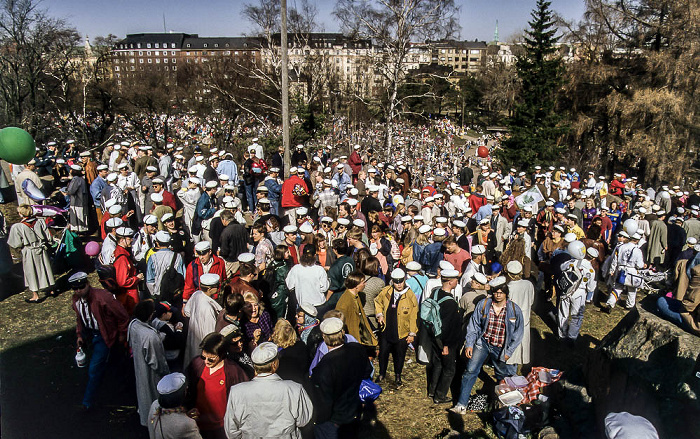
[{"xmin": 1, "ymin": 119, "xmax": 691, "ymax": 439}]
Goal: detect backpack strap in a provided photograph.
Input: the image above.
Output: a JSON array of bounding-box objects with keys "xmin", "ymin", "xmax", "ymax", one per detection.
[{"xmin": 192, "ymin": 260, "xmax": 200, "ymax": 290}]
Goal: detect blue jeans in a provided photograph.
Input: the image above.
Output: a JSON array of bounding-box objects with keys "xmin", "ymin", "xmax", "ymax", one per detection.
[
  {"xmin": 314, "ymin": 421, "xmax": 338, "ymax": 439},
  {"xmin": 656, "ymin": 296, "xmax": 687, "ymax": 329},
  {"xmin": 457, "ymin": 339, "xmax": 516, "ymax": 406},
  {"xmin": 82, "ymin": 331, "xmax": 111, "ymax": 407},
  {"xmin": 244, "ymin": 182, "xmax": 256, "ymax": 211}
]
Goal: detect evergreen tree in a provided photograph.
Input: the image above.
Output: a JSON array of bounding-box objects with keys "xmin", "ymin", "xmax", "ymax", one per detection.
[{"xmin": 497, "ymin": 0, "xmax": 566, "ymax": 169}]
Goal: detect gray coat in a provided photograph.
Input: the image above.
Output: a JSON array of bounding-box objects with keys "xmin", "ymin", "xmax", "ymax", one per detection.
[
  {"xmin": 128, "ymin": 319, "xmax": 170, "ymax": 426},
  {"xmin": 224, "ymin": 374, "xmax": 313, "ymax": 439},
  {"xmin": 148, "ymin": 400, "xmax": 202, "ymax": 439}
]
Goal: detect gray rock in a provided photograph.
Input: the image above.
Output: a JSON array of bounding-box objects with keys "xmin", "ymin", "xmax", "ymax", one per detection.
[{"xmin": 586, "ymin": 304, "xmax": 700, "ymax": 439}]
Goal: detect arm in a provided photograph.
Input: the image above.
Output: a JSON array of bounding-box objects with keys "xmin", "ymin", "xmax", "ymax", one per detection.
[
  {"xmin": 504, "ymin": 303, "xmax": 524, "ymax": 359},
  {"xmin": 295, "ymin": 387, "xmax": 314, "ymax": 428}
]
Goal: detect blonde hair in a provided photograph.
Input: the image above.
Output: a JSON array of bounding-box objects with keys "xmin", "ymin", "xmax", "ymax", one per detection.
[
  {"xmin": 271, "ymin": 320, "xmax": 297, "ymax": 349},
  {"xmin": 322, "ymin": 330, "xmax": 345, "ymax": 348},
  {"xmin": 17, "ymin": 204, "xmax": 33, "ymax": 218}
]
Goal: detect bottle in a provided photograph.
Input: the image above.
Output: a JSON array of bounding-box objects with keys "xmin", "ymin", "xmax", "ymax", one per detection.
[{"xmin": 75, "ymin": 347, "xmax": 87, "ymax": 368}]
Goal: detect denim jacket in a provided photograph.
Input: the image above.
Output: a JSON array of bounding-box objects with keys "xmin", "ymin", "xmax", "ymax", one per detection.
[{"xmin": 465, "ymin": 297, "xmax": 524, "ymax": 362}]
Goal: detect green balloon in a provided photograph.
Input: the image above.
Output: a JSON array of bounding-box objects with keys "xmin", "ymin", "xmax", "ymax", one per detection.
[{"xmin": 0, "ymin": 127, "xmax": 37, "ymax": 165}]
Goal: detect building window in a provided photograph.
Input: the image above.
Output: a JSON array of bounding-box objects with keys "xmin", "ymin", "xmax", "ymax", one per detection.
[
  {"xmin": 114, "ymin": 66, "xmax": 120, "ymax": 71},
  {"xmin": 156, "ymin": 58, "xmax": 160, "ymax": 63},
  {"xmin": 139, "ymin": 58, "xmax": 144, "ymax": 63},
  {"xmin": 148, "ymin": 58, "xmax": 152, "ymax": 63},
  {"xmin": 172, "ymin": 58, "xmax": 176, "ymax": 63},
  {"xmin": 234, "ymin": 51, "xmax": 239, "ymax": 55},
  {"xmin": 186, "ymin": 43, "xmax": 191, "ymax": 48},
  {"xmin": 214, "ymin": 43, "xmax": 218, "ymax": 47},
  {"xmin": 155, "ymin": 51, "xmax": 160, "ymax": 56},
  {"xmin": 164, "ymin": 66, "xmax": 169, "ymax": 71},
  {"xmin": 441, "ymin": 49, "xmax": 446, "ymax": 53},
  {"xmin": 224, "ymin": 51, "xmax": 230, "ymax": 55},
  {"xmin": 137, "ymin": 43, "xmax": 141, "ymax": 48},
  {"xmin": 203, "ymin": 43, "xmax": 208, "ymax": 48},
  {"xmin": 130, "ymin": 58, "xmax": 135, "ymax": 63},
  {"xmin": 186, "ymin": 51, "xmax": 190, "ymax": 56},
  {"xmin": 139, "ymin": 51, "xmax": 143, "ymax": 55},
  {"xmin": 147, "ymin": 51, "xmax": 151, "ymax": 56},
  {"xmin": 147, "ymin": 43, "xmax": 151, "ymax": 48},
  {"xmin": 173, "ymin": 66, "xmax": 177, "ymax": 71},
  {"xmin": 130, "ymin": 66, "xmax": 135, "ymax": 71},
  {"xmin": 225, "ymin": 43, "xmax": 229, "ymax": 47},
  {"xmin": 470, "ymin": 49, "xmax": 480, "ymax": 54},
  {"xmin": 171, "ymin": 51, "xmax": 176, "ymax": 55},
  {"xmin": 470, "ymin": 57, "xmax": 478, "ymax": 62},
  {"xmin": 164, "ymin": 58, "xmax": 168, "ymax": 63},
  {"xmin": 155, "ymin": 43, "xmax": 159, "ymax": 48}
]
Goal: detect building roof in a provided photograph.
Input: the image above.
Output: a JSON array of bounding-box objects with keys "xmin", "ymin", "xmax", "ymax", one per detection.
[
  {"xmin": 115, "ymin": 33, "xmax": 195, "ymax": 50},
  {"xmin": 270, "ymin": 32, "xmax": 371, "ymax": 49},
  {"xmin": 182, "ymin": 37, "xmax": 261, "ymax": 50}
]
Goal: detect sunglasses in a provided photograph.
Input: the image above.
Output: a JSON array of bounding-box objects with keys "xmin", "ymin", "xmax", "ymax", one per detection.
[{"xmin": 201, "ymin": 354, "xmax": 219, "ymax": 363}]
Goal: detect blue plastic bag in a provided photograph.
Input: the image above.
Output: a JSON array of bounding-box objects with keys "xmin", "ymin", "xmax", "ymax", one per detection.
[{"xmin": 359, "ymin": 379, "xmax": 382, "ymax": 402}]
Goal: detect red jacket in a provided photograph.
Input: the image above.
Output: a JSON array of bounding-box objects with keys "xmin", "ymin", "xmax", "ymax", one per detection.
[
  {"xmin": 348, "ymin": 151, "xmax": 362, "ymax": 174},
  {"xmin": 100, "ymin": 213, "xmax": 129, "ymax": 240},
  {"xmin": 281, "ymin": 175, "xmax": 309, "ymax": 208},
  {"xmin": 609, "ymin": 179, "xmax": 625, "ymax": 196},
  {"xmin": 185, "ymin": 357, "xmax": 249, "ymax": 410},
  {"xmin": 113, "ymin": 245, "xmax": 140, "ymax": 302},
  {"xmin": 72, "ymin": 287, "xmax": 129, "ymax": 348},
  {"xmin": 469, "ymin": 193, "xmax": 487, "ymax": 214},
  {"xmin": 184, "ymin": 254, "xmax": 227, "ymax": 301},
  {"xmin": 160, "ymin": 190, "xmax": 178, "ymax": 212}
]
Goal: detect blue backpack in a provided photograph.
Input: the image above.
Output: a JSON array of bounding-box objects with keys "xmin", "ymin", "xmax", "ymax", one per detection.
[{"xmin": 420, "ymin": 287, "xmax": 453, "ymax": 337}]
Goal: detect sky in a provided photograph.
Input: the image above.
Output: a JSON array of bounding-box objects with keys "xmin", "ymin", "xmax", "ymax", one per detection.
[{"xmin": 43, "ymin": 0, "xmax": 586, "ymax": 43}]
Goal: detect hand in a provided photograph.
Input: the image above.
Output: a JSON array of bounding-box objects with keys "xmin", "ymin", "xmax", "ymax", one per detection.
[
  {"xmin": 406, "ymin": 335, "xmax": 414, "ymax": 344},
  {"xmin": 126, "ymin": 210, "xmax": 134, "ymax": 217},
  {"xmin": 118, "ymin": 333, "xmax": 126, "ymax": 345},
  {"xmin": 77, "ymin": 337, "xmax": 84, "ymax": 348},
  {"xmin": 442, "ymin": 346, "xmax": 449, "ymax": 356},
  {"xmin": 253, "ymin": 329, "xmax": 261, "ymax": 340},
  {"xmin": 377, "ymin": 315, "xmax": 385, "ymax": 326},
  {"xmin": 465, "ymin": 347, "xmax": 473, "ymax": 358},
  {"xmin": 176, "ymin": 322, "xmax": 184, "ymax": 331},
  {"xmin": 136, "ymin": 273, "xmax": 144, "ymax": 281},
  {"xmin": 504, "ymin": 354, "xmax": 510, "ymax": 361}
]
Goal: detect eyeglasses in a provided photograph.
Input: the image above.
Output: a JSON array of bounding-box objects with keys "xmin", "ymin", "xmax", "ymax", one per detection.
[
  {"xmin": 321, "ymin": 223, "xmax": 331, "ymax": 227},
  {"xmin": 201, "ymin": 354, "xmax": 219, "ymax": 363}
]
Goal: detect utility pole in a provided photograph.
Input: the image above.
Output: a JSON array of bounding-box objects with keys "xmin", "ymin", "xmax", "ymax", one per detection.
[{"xmin": 281, "ymin": 0, "xmax": 291, "ymax": 178}]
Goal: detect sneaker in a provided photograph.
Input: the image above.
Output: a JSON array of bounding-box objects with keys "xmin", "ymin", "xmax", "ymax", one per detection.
[
  {"xmin": 450, "ymin": 405, "xmax": 467, "ymax": 415},
  {"xmin": 601, "ymin": 304, "xmax": 612, "ymax": 314}
]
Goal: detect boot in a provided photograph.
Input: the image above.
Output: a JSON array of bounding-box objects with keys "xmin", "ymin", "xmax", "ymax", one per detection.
[
  {"xmin": 375, "ymin": 374, "xmax": 384, "ymax": 384},
  {"xmin": 395, "ymin": 374, "xmax": 402, "ymax": 385}
]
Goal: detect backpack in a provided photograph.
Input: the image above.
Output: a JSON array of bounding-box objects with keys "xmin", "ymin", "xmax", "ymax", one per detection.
[
  {"xmin": 159, "ymin": 253, "xmax": 185, "ymax": 302},
  {"xmin": 95, "ymin": 253, "xmax": 126, "ymax": 292},
  {"xmin": 493, "ymin": 406, "xmax": 527, "ymax": 439},
  {"xmin": 420, "ymin": 287, "xmax": 453, "ymax": 337},
  {"xmin": 556, "ymin": 261, "xmax": 583, "ymax": 298}
]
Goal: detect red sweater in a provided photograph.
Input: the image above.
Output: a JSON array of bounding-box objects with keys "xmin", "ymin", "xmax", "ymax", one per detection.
[
  {"xmin": 71, "ymin": 287, "xmax": 129, "ymax": 348},
  {"xmin": 113, "ymin": 245, "xmax": 140, "ymax": 313},
  {"xmin": 348, "ymin": 151, "xmax": 362, "ymax": 174},
  {"xmin": 183, "ymin": 254, "xmax": 227, "ymax": 301},
  {"xmin": 160, "ymin": 190, "xmax": 178, "ymax": 212},
  {"xmin": 281, "ymin": 176, "xmax": 309, "ymax": 208}
]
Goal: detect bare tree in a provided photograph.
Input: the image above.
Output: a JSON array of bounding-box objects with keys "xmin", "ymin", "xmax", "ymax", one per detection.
[{"xmin": 334, "ymin": 0, "xmax": 460, "ymax": 158}]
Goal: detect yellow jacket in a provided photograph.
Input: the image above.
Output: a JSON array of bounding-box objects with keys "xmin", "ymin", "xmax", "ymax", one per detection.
[{"xmin": 374, "ymin": 285, "xmax": 419, "ymax": 339}]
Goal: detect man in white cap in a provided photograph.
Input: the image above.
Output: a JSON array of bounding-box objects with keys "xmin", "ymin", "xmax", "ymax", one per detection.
[
  {"xmin": 90, "ymin": 164, "xmax": 110, "ymax": 222},
  {"xmin": 604, "ymin": 232, "xmax": 644, "ymax": 313},
  {"xmin": 224, "ymin": 342, "xmax": 312, "ymax": 438},
  {"xmin": 425, "ymin": 269, "xmax": 462, "ymax": 404},
  {"xmin": 460, "ymin": 244, "xmax": 487, "ymax": 288},
  {"xmin": 177, "ymin": 177, "xmax": 202, "ymax": 239},
  {"xmin": 332, "ymin": 162, "xmax": 352, "ymax": 194},
  {"xmin": 313, "ymin": 178, "xmax": 339, "ymax": 218},
  {"xmin": 61, "ymin": 164, "xmax": 90, "ymax": 232},
  {"xmin": 280, "ymin": 166, "xmax": 309, "ymax": 224},
  {"xmin": 558, "ymin": 241, "xmax": 596, "ymax": 343},
  {"xmin": 183, "ymin": 240, "xmax": 227, "ymax": 303},
  {"xmin": 451, "ymin": 276, "xmax": 524, "ymax": 415},
  {"xmin": 148, "ymin": 372, "xmax": 201, "ymax": 438},
  {"xmin": 183, "ymin": 273, "xmax": 223, "ymax": 363},
  {"xmin": 311, "ymin": 317, "xmax": 373, "ymax": 438},
  {"xmin": 505, "ymin": 260, "xmax": 534, "ymax": 366},
  {"xmin": 146, "ymin": 231, "xmax": 185, "ymax": 300},
  {"xmin": 151, "ymin": 192, "xmax": 174, "ymax": 231},
  {"xmin": 263, "ymin": 167, "xmax": 282, "ymax": 216},
  {"xmin": 133, "ymin": 214, "xmax": 158, "ymax": 264},
  {"xmin": 13, "ymin": 158, "xmax": 43, "ymax": 205},
  {"xmin": 69, "ymin": 271, "xmax": 129, "ymax": 410},
  {"xmin": 113, "ymin": 226, "xmax": 142, "ymax": 314},
  {"xmin": 193, "ymin": 180, "xmax": 218, "ymax": 240}
]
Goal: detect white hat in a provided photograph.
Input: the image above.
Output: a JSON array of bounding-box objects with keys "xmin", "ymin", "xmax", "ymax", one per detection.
[
  {"xmin": 320, "ymin": 216, "xmax": 333, "ymax": 223},
  {"xmin": 506, "ymin": 260, "xmax": 523, "ymax": 275},
  {"xmin": 108, "ymin": 205, "xmax": 122, "ymax": 215},
  {"xmin": 300, "ymin": 303, "xmax": 317, "ymax": 317},
  {"xmin": 453, "ymin": 220, "xmax": 466, "ymax": 228},
  {"xmin": 619, "ymin": 231, "xmax": 630, "ymax": 239},
  {"xmin": 471, "ymin": 244, "xmax": 486, "ymax": 255},
  {"xmin": 436, "ymin": 216, "xmax": 447, "ymax": 223},
  {"xmin": 688, "ymin": 237, "xmax": 698, "ymax": 245},
  {"xmin": 157, "ymin": 372, "xmax": 186, "ymax": 395},
  {"xmin": 79, "ymin": 151, "xmax": 91, "ymax": 157},
  {"xmin": 68, "ymin": 271, "xmax": 88, "ymax": 284},
  {"xmin": 115, "ymin": 227, "xmax": 134, "ymax": 237},
  {"xmin": 517, "ymin": 220, "xmax": 530, "ymax": 228},
  {"xmin": 289, "ymin": 166, "xmax": 298, "ymax": 174},
  {"xmin": 473, "ymin": 273, "xmax": 488, "ymax": 285},
  {"xmin": 418, "ymin": 224, "xmax": 431, "ymax": 234},
  {"xmin": 155, "ymin": 231, "xmax": 171, "ymax": 243},
  {"xmin": 489, "ymin": 276, "xmax": 507, "ymax": 288},
  {"xmin": 117, "ymin": 163, "xmax": 128, "ymax": 169},
  {"xmin": 143, "ymin": 214, "xmax": 158, "ymax": 225},
  {"xmin": 189, "ymin": 177, "xmax": 201, "ymax": 185},
  {"xmin": 104, "ymin": 198, "xmax": 117, "ymax": 208},
  {"xmin": 523, "ymin": 206, "xmax": 533, "ymax": 212},
  {"xmin": 441, "ymin": 269, "xmax": 460, "ymax": 279},
  {"xmin": 151, "ymin": 193, "xmax": 163, "ymax": 203},
  {"xmin": 200, "ymin": 273, "xmax": 220, "ymax": 286},
  {"xmin": 257, "ymin": 186, "xmax": 269, "ymax": 192},
  {"xmin": 106, "ymin": 173, "xmax": 118, "ymax": 182},
  {"xmin": 631, "ymin": 232, "xmax": 642, "ymax": 241},
  {"xmin": 152, "ymin": 177, "xmax": 164, "ymax": 184},
  {"xmin": 433, "ymin": 228, "xmax": 446, "ymax": 236},
  {"xmin": 283, "ymin": 224, "xmax": 298, "ymax": 234},
  {"xmin": 353, "ymin": 219, "xmax": 365, "ymax": 228},
  {"xmin": 218, "ymin": 174, "xmax": 230, "ymax": 181},
  {"xmin": 406, "ymin": 261, "xmax": 422, "ymax": 271},
  {"xmin": 205, "ymin": 181, "xmax": 218, "ymax": 189},
  {"xmin": 296, "ymin": 207, "xmax": 308, "ymax": 216},
  {"xmin": 391, "ymin": 268, "xmax": 406, "ymax": 280},
  {"xmin": 106, "ymin": 217, "xmax": 123, "ymax": 228},
  {"xmin": 299, "ymin": 223, "xmax": 314, "ymax": 234},
  {"xmin": 439, "ymin": 261, "xmax": 454, "ymax": 271},
  {"xmin": 564, "ymin": 232, "xmax": 577, "ymax": 243},
  {"xmin": 587, "ymin": 247, "xmax": 599, "ymax": 258},
  {"xmin": 146, "ymin": 166, "xmax": 158, "ymax": 172},
  {"xmin": 424, "ymin": 196, "xmax": 434, "ymax": 203},
  {"xmin": 479, "ymin": 218, "xmax": 490, "ymax": 226},
  {"xmin": 251, "ymin": 342, "xmax": 279, "ymax": 365},
  {"xmin": 195, "ymin": 241, "xmax": 212, "ymax": 252},
  {"xmin": 320, "ymin": 317, "xmax": 344, "ymax": 335},
  {"xmin": 161, "ymin": 212, "xmax": 174, "ymax": 223},
  {"xmin": 347, "ymin": 198, "xmax": 359, "ymax": 207},
  {"xmin": 96, "ymin": 164, "xmax": 108, "ymax": 171},
  {"xmin": 238, "ymin": 253, "xmax": 255, "ymax": 263},
  {"xmin": 337, "ymin": 218, "xmax": 350, "ymax": 226},
  {"xmin": 413, "ymin": 215, "xmax": 424, "ymax": 222}
]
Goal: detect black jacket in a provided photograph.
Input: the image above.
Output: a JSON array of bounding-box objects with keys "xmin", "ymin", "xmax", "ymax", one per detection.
[
  {"xmin": 311, "ymin": 342, "xmax": 372, "ymax": 425},
  {"xmin": 219, "ymin": 223, "xmax": 249, "ymax": 263},
  {"xmin": 433, "ymin": 288, "xmax": 461, "ymax": 349}
]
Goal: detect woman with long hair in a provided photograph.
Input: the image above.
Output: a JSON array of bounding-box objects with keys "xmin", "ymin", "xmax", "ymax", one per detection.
[{"xmin": 242, "ymin": 293, "xmax": 273, "ymax": 353}]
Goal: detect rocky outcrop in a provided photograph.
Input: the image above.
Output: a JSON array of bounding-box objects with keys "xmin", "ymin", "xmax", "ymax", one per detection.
[{"xmin": 585, "ymin": 303, "xmax": 700, "ymax": 439}]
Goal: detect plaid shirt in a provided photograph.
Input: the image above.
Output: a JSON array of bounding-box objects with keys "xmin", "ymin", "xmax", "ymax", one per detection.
[
  {"xmin": 314, "ymin": 188, "xmax": 339, "ymax": 215},
  {"xmin": 483, "ymin": 304, "xmax": 507, "ymax": 347}
]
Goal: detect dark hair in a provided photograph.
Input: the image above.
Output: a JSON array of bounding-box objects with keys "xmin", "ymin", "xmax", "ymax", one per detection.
[
  {"xmin": 353, "ymin": 247, "xmax": 371, "ymax": 270},
  {"xmin": 266, "ymin": 216, "xmax": 280, "ymax": 231},
  {"xmin": 362, "ymin": 256, "xmax": 380, "ymax": 276},
  {"xmin": 273, "ymin": 244, "xmax": 289, "ymax": 262},
  {"xmin": 444, "ymin": 235, "xmax": 457, "ymax": 246},
  {"xmin": 199, "ymin": 332, "xmax": 228, "ymax": 358},
  {"xmin": 240, "ymin": 263, "xmax": 256, "ymax": 277},
  {"xmin": 220, "ymin": 210, "xmax": 235, "ymax": 222},
  {"xmin": 225, "ymin": 293, "xmax": 245, "ymax": 316},
  {"xmin": 252, "ymin": 223, "xmax": 266, "ymax": 235},
  {"xmin": 408, "ymin": 205, "xmax": 419, "ymax": 215},
  {"xmin": 345, "ymin": 271, "xmax": 365, "ymax": 290},
  {"xmin": 133, "ymin": 300, "xmax": 155, "ymax": 323},
  {"xmin": 300, "ymin": 244, "xmax": 317, "ymax": 266},
  {"xmin": 332, "ymin": 238, "xmax": 348, "ymax": 255}
]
